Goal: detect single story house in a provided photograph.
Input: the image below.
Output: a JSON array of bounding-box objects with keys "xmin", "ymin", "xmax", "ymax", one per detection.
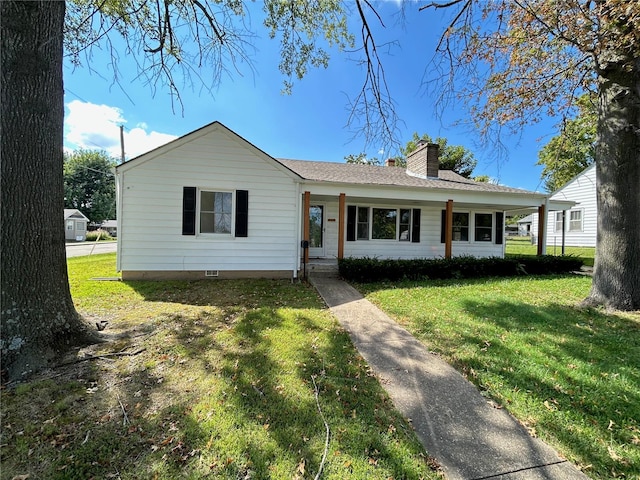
[
  {"xmin": 115, "ymin": 121, "xmax": 573, "ymax": 280},
  {"xmin": 516, "ymin": 214, "xmax": 533, "ymax": 237},
  {"xmin": 100, "ymin": 220, "xmax": 118, "ymax": 237},
  {"xmin": 64, "ymin": 209, "xmax": 89, "ymax": 242},
  {"xmin": 527, "ymin": 164, "xmax": 596, "ymax": 248}
]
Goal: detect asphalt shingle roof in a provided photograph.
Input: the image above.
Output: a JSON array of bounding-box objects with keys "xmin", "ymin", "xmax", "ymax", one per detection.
[{"xmin": 277, "ymin": 159, "xmax": 536, "ymax": 195}]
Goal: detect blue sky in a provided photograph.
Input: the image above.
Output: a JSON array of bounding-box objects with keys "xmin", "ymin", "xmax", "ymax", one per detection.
[{"xmin": 63, "ymin": 1, "xmax": 559, "ymax": 192}]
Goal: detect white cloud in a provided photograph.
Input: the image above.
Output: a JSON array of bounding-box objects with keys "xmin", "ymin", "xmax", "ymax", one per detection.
[{"xmin": 64, "ymin": 100, "xmax": 177, "ymax": 160}]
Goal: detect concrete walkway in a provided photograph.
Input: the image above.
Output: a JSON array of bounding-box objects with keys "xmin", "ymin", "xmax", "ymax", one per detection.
[{"xmin": 309, "ymin": 273, "xmax": 590, "ymax": 480}]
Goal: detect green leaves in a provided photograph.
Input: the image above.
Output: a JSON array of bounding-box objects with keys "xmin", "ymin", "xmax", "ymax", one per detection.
[
  {"xmin": 263, "ymin": 0, "xmax": 354, "ymax": 94},
  {"xmin": 536, "ymin": 94, "xmax": 596, "ymax": 192},
  {"xmin": 401, "ymin": 132, "xmax": 477, "ymax": 178},
  {"xmin": 338, "ymin": 255, "xmax": 583, "ymax": 283},
  {"xmin": 64, "ymin": 149, "xmax": 117, "ymax": 223}
]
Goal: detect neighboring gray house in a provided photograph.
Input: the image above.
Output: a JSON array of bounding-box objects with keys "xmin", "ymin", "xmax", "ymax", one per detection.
[
  {"xmin": 64, "ymin": 209, "xmax": 89, "ymax": 241},
  {"xmin": 529, "ymin": 164, "xmax": 596, "ymax": 248},
  {"xmin": 100, "ymin": 220, "xmax": 117, "ymax": 237},
  {"xmin": 115, "ymin": 121, "xmax": 572, "ymax": 280},
  {"xmin": 517, "ymin": 214, "xmax": 533, "ymax": 236}
]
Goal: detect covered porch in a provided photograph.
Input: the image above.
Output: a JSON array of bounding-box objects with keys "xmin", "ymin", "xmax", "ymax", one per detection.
[{"xmin": 299, "ymin": 190, "xmax": 573, "ymax": 267}]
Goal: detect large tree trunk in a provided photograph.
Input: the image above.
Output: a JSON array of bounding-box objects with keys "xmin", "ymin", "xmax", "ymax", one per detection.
[
  {"xmin": 585, "ymin": 58, "xmax": 640, "ymax": 311},
  {"xmin": 1, "ymin": 1, "xmax": 99, "ymax": 383}
]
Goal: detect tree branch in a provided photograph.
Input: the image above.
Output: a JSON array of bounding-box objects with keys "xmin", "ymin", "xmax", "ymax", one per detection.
[
  {"xmin": 419, "ymin": 0, "xmax": 467, "ymax": 11},
  {"xmin": 59, "ymin": 348, "xmax": 146, "ymax": 367},
  {"xmin": 347, "ymin": 0, "xmax": 402, "ymax": 152},
  {"xmin": 192, "ymin": 0, "xmax": 225, "ymax": 44}
]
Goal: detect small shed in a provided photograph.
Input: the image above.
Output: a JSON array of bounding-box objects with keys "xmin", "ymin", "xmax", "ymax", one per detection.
[
  {"xmin": 517, "ymin": 214, "xmax": 534, "ymax": 236},
  {"xmin": 64, "ymin": 209, "xmax": 89, "ymax": 241}
]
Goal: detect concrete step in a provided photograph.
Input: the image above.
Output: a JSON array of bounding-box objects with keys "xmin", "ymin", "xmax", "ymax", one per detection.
[{"xmin": 303, "ymin": 260, "xmax": 338, "ymax": 273}]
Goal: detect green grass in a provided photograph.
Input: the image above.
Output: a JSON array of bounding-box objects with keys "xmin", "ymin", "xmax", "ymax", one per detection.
[
  {"xmin": 356, "ymin": 276, "xmax": 640, "ymax": 480},
  {"xmin": 506, "ymin": 236, "xmax": 595, "ymax": 267},
  {"xmin": 1, "ymin": 254, "xmax": 440, "ymax": 480}
]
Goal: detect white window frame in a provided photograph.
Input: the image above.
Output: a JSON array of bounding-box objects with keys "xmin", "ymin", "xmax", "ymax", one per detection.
[
  {"xmin": 569, "ymin": 209, "xmax": 583, "ymax": 232},
  {"xmin": 356, "ymin": 206, "xmax": 370, "ymax": 240},
  {"xmin": 555, "ymin": 212, "xmax": 564, "ymax": 232},
  {"xmin": 353, "ymin": 206, "xmax": 414, "ymax": 242},
  {"xmin": 198, "ymin": 189, "xmax": 234, "ymax": 235},
  {"xmin": 372, "ymin": 207, "xmax": 398, "ymax": 240},
  {"xmin": 474, "ymin": 213, "xmax": 493, "ymax": 242},
  {"xmin": 452, "ymin": 212, "xmax": 470, "ymax": 242},
  {"xmin": 399, "ymin": 209, "xmax": 411, "ymax": 242},
  {"xmin": 448, "ymin": 211, "xmax": 496, "ymax": 243},
  {"xmin": 66, "ymin": 220, "xmax": 74, "ymax": 230},
  {"xmin": 76, "ymin": 221, "xmax": 85, "ymax": 231}
]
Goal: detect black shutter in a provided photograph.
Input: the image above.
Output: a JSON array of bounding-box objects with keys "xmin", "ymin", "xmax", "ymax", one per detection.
[
  {"xmin": 235, "ymin": 190, "xmax": 249, "ymax": 237},
  {"xmin": 182, "ymin": 187, "xmax": 196, "ymax": 235},
  {"xmin": 411, "ymin": 208, "xmax": 421, "ymax": 243},
  {"xmin": 347, "ymin": 205, "xmax": 356, "ymax": 241},
  {"xmin": 495, "ymin": 211, "xmax": 504, "ymax": 245},
  {"xmin": 440, "ymin": 210, "xmax": 446, "ymax": 243}
]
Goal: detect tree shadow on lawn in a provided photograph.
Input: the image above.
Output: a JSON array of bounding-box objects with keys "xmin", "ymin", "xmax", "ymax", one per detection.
[
  {"xmin": 124, "ymin": 278, "xmax": 323, "ymax": 310},
  {"xmin": 2, "ymin": 279, "xmax": 436, "ymax": 479},
  {"xmin": 156, "ymin": 307, "xmax": 433, "ymax": 478},
  {"xmin": 451, "ymin": 299, "xmax": 639, "ymax": 479}
]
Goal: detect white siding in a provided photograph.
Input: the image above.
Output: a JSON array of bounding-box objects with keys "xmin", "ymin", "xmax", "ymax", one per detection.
[
  {"xmin": 531, "ymin": 166, "xmax": 597, "ymax": 248},
  {"xmin": 118, "ymin": 127, "xmax": 299, "ymax": 273},
  {"xmin": 336, "ymin": 204, "xmax": 505, "ymax": 260}
]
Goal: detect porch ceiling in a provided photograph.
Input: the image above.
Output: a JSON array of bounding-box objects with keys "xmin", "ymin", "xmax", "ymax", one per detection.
[{"xmin": 308, "ymin": 193, "xmax": 546, "ymax": 211}]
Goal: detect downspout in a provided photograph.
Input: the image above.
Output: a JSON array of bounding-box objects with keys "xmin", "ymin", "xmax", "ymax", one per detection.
[{"xmin": 114, "ymin": 168, "xmax": 123, "ymax": 272}]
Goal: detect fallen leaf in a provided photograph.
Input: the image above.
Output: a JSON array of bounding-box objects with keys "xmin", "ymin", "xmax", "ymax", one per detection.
[
  {"xmin": 608, "ymin": 446, "xmax": 622, "ymax": 461},
  {"xmin": 297, "ymin": 458, "xmax": 306, "ymax": 475}
]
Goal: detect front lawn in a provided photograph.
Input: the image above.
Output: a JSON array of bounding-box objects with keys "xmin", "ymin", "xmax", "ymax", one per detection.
[
  {"xmin": 357, "ymin": 275, "xmax": 640, "ymax": 480},
  {"xmin": 1, "ymin": 254, "xmax": 440, "ymax": 480},
  {"xmin": 506, "ymin": 236, "xmax": 595, "ymax": 267}
]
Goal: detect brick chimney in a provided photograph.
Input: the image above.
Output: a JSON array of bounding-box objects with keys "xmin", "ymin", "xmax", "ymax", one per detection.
[
  {"xmin": 406, "ymin": 140, "xmax": 440, "ymax": 178},
  {"xmin": 385, "ymin": 158, "xmax": 396, "ymax": 167}
]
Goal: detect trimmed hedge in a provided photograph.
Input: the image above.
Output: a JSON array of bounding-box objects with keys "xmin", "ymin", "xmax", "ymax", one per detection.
[{"xmin": 338, "ymin": 255, "xmax": 583, "ymax": 283}]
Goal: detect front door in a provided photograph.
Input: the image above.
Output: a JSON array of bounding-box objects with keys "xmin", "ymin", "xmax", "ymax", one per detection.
[{"xmin": 308, "ymin": 205, "xmax": 325, "ymax": 257}]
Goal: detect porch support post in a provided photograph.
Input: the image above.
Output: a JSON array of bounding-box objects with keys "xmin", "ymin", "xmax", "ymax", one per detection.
[
  {"xmin": 445, "ymin": 199, "xmax": 453, "ymax": 259},
  {"xmin": 537, "ymin": 204, "xmax": 545, "ymax": 256},
  {"xmin": 338, "ymin": 193, "xmax": 345, "ymax": 259},
  {"xmin": 303, "ymin": 191, "xmax": 310, "ymax": 264},
  {"xmin": 561, "ymin": 210, "xmax": 566, "ymax": 255}
]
